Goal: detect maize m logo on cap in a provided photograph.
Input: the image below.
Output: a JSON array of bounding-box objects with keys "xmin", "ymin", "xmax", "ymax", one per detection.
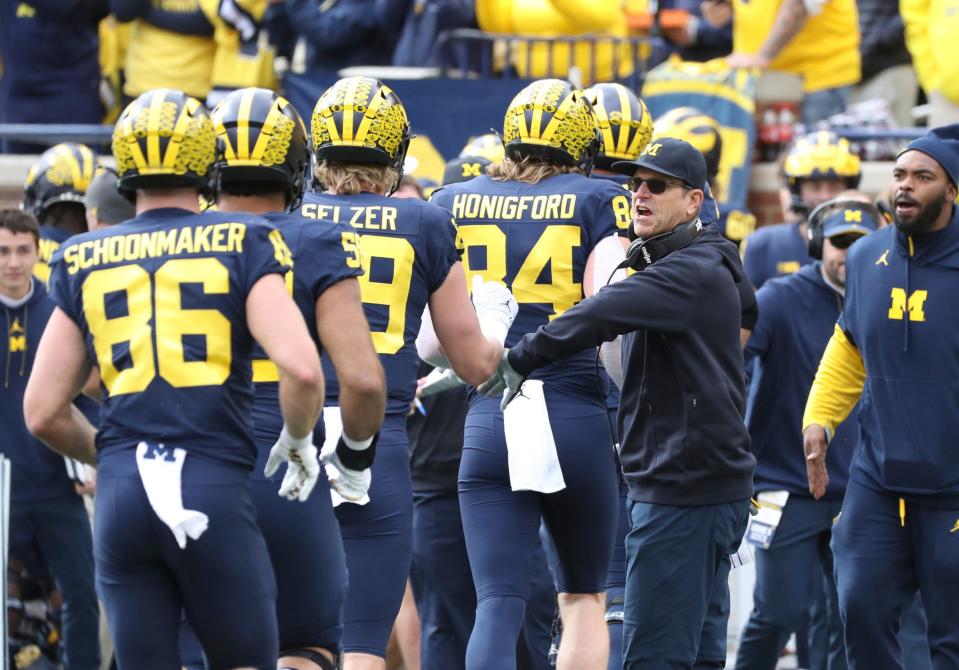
[
  {"xmin": 461, "ymin": 162, "xmax": 483, "ymax": 178},
  {"xmin": 642, "ymin": 143, "xmax": 662, "ymax": 157}
]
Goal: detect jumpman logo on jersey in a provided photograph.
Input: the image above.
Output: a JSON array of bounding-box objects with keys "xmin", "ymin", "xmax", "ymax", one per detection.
[
  {"xmin": 950, "ymin": 519, "xmax": 959, "ymax": 534},
  {"xmin": 876, "ymin": 250, "xmax": 890, "ymax": 266}
]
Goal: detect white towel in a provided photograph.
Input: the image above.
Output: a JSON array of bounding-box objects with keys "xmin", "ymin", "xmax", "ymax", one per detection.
[
  {"xmin": 502, "ymin": 380, "xmax": 566, "ymax": 493},
  {"xmin": 321, "ymin": 407, "xmax": 370, "ymax": 507},
  {"xmin": 135, "ymin": 442, "xmax": 209, "ymax": 549}
]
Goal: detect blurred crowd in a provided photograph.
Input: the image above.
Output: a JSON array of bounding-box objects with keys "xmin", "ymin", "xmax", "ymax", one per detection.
[{"xmin": 1, "ymin": 1, "xmax": 955, "ymax": 155}]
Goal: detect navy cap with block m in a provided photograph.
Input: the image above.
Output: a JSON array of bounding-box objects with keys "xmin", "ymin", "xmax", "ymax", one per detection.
[{"xmin": 611, "ymin": 137, "xmax": 707, "ymax": 192}]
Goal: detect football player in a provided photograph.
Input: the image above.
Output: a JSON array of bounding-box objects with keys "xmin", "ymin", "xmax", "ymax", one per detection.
[
  {"xmin": 430, "ymin": 78, "xmax": 625, "ymax": 670},
  {"xmin": 21, "ymin": 142, "xmax": 96, "ymax": 283},
  {"xmin": 83, "ymin": 165, "xmax": 136, "ymax": 230},
  {"xmin": 21, "ymin": 143, "xmax": 103, "ymax": 433},
  {"xmin": 584, "ymin": 83, "xmax": 653, "ymax": 193},
  {"xmin": 652, "ymin": 107, "xmax": 758, "ymax": 246},
  {"xmin": 301, "ymin": 76, "xmax": 517, "ymax": 670},
  {"xmin": 583, "ymin": 81, "xmax": 653, "ymax": 670},
  {"xmin": 23, "ymin": 88, "xmax": 325, "ymax": 670},
  {"xmin": 460, "ymin": 133, "xmax": 506, "ymax": 164},
  {"xmin": 743, "ymin": 130, "xmax": 861, "ymax": 288},
  {"xmin": 211, "ymin": 86, "xmax": 387, "ymax": 670}
]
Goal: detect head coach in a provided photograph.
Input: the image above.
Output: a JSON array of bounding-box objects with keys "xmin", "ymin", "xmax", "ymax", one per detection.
[{"xmin": 478, "ymin": 138, "xmax": 757, "ymax": 669}]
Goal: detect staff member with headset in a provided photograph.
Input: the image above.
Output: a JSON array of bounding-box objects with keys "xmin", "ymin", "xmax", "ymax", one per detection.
[
  {"xmin": 480, "ymin": 138, "xmax": 757, "ymax": 669},
  {"xmin": 734, "ymin": 198, "xmax": 881, "ymax": 670}
]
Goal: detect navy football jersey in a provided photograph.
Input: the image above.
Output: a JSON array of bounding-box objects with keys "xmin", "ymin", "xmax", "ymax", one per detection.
[
  {"xmin": 717, "ymin": 203, "xmax": 757, "ymax": 246},
  {"xmin": 299, "ymin": 193, "xmax": 458, "ymax": 417},
  {"xmin": 591, "ymin": 171, "xmax": 632, "ymax": 238},
  {"xmin": 249, "ymin": 212, "xmax": 364, "ymax": 450},
  {"xmin": 48, "ymin": 208, "xmax": 290, "ymax": 467},
  {"xmin": 431, "ymin": 173, "xmax": 625, "ymax": 399},
  {"xmin": 35, "ymin": 224, "xmax": 72, "ymax": 284},
  {"xmin": 742, "ymin": 222, "xmax": 812, "ymax": 289}
]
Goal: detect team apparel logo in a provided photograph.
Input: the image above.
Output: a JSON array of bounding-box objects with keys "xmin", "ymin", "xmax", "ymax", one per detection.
[
  {"xmin": 8, "ymin": 318, "xmax": 25, "ymax": 352},
  {"xmin": 887, "ymin": 288, "xmax": 928, "ymax": 322}
]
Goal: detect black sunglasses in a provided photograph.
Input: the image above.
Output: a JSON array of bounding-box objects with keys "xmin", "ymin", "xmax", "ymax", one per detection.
[
  {"xmin": 827, "ymin": 234, "xmax": 862, "ymax": 250},
  {"xmin": 627, "ymin": 176, "xmax": 692, "ymax": 194}
]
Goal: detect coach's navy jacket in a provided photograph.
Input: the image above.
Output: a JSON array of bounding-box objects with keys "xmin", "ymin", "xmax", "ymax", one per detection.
[
  {"xmin": 0, "ymin": 281, "xmax": 76, "ymax": 503},
  {"xmin": 745, "ymin": 262, "xmax": 856, "ymax": 500},
  {"xmin": 509, "ymin": 226, "xmax": 756, "ymax": 506}
]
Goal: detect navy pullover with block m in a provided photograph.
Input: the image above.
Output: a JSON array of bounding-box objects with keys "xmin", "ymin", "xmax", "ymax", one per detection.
[
  {"xmin": 1, "ymin": 281, "xmax": 77, "ymax": 503},
  {"xmin": 509, "ymin": 228, "xmax": 756, "ymax": 506},
  {"xmin": 810, "ymin": 209, "xmax": 959, "ymax": 506}
]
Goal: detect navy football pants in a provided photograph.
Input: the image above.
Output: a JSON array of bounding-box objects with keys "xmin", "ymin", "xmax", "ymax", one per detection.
[
  {"xmin": 540, "ymin": 406, "xmax": 629, "ymax": 670},
  {"xmin": 459, "ymin": 394, "xmax": 618, "ymax": 670},
  {"xmin": 180, "ymin": 444, "xmax": 349, "ymax": 667},
  {"xmin": 411, "ymin": 490, "xmax": 554, "ymax": 670},
  {"xmin": 335, "ymin": 416, "xmax": 413, "ymax": 657},
  {"xmin": 96, "ymin": 453, "xmax": 277, "ymax": 670}
]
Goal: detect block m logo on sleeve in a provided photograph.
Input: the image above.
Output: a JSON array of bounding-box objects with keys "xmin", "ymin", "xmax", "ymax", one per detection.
[{"xmin": 887, "ymin": 288, "xmax": 928, "ymax": 322}]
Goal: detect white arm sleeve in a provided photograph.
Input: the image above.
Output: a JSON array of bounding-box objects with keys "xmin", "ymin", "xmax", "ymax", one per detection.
[
  {"xmin": 415, "ymin": 305, "xmax": 451, "ymax": 369},
  {"xmin": 600, "ymin": 339, "xmax": 625, "ymax": 389},
  {"xmin": 592, "ymin": 234, "xmax": 630, "ymax": 388},
  {"xmin": 590, "ymin": 234, "xmax": 628, "ymax": 297}
]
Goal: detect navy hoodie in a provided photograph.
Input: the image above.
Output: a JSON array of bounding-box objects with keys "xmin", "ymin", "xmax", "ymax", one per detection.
[
  {"xmin": 510, "ymin": 226, "xmax": 756, "ymax": 506},
  {"xmin": 840, "ymin": 208, "xmax": 959, "ymax": 505},
  {"xmin": 742, "ymin": 222, "xmax": 812, "ymax": 289},
  {"xmin": 745, "ymin": 262, "xmax": 856, "ymax": 499},
  {"xmin": 0, "ymin": 281, "xmax": 76, "ymax": 503}
]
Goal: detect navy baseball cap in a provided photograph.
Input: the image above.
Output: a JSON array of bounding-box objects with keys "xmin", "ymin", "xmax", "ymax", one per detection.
[
  {"xmin": 611, "ymin": 137, "xmax": 708, "ymax": 191},
  {"xmin": 821, "ymin": 205, "xmax": 880, "ymax": 238},
  {"xmin": 443, "ymin": 155, "xmax": 492, "ymax": 186}
]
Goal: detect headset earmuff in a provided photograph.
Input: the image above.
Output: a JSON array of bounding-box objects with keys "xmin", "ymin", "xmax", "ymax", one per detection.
[
  {"xmin": 623, "ymin": 218, "xmax": 704, "ymax": 271},
  {"xmin": 806, "ymin": 199, "xmax": 883, "ymax": 261}
]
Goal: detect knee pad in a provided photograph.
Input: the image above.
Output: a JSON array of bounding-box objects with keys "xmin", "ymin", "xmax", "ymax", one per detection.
[{"xmin": 279, "ymin": 648, "xmax": 338, "ymax": 670}]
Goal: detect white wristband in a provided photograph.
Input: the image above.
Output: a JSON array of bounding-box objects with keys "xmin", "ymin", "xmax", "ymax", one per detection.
[{"xmin": 281, "ymin": 425, "xmax": 313, "ymax": 451}]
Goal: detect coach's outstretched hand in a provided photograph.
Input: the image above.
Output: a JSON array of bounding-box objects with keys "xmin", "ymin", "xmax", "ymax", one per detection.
[
  {"xmin": 264, "ymin": 426, "xmax": 320, "ymax": 502},
  {"xmin": 477, "ymin": 350, "xmax": 526, "ymax": 411}
]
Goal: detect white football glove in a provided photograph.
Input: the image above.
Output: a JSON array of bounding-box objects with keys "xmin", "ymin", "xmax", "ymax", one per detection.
[
  {"xmin": 476, "ymin": 350, "xmax": 526, "ymax": 410},
  {"xmin": 263, "ymin": 426, "xmax": 320, "ymax": 502},
  {"xmin": 471, "ymin": 276, "xmax": 518, "ymax": 344},
  {"xmin": 323, "ymin": 448, "xmax": 372, "ymax": 503}
]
